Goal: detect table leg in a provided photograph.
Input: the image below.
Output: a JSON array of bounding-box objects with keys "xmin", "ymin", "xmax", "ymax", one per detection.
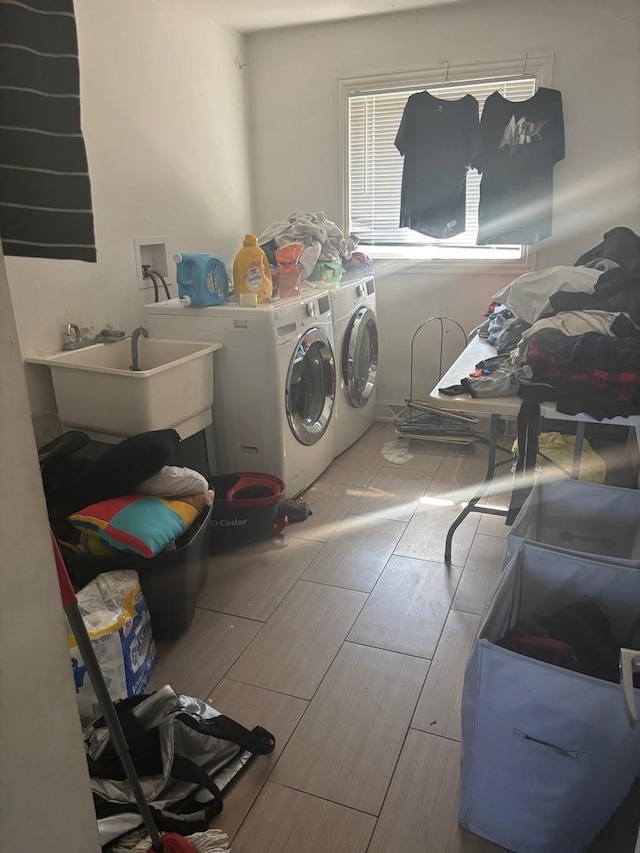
[
  {"xmin": 202, "ymin": 424, "xmax": 216, "ymax": 479},
  {"xmin": 444, "ymin": 414, "xmax": 500, "ymax": 564},
  {"xmin": 571, "ymin": 421, "xmax": 586, "ymax": 479}
]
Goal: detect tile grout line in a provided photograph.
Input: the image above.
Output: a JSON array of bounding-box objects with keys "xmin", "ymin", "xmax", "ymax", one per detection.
[
  {"xmin": 197, "ymin": 438, "xmax": 498, "ymax": 846},
  {"xmin": 196, "ymin": 576, "xmax": 361, "ymax": 698},
  {"xmin": 201, "ymin": 498, "xmax": 376, "ymax": 838},
  {"xmin": 263, "ymin": 593, "xmax": 373, "ymax": 781},
  {"xmin": 272, "ymin": 781, "xmax": 381, "ymax": 818},
  {"xmin": 363, "ymin": 656, "xmax": 433, "ymax": 853}
]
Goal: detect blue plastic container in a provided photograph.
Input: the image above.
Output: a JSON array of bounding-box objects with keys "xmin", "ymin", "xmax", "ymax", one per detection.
[{"xmin": 174, "ymin": 252, "xmax": 229, "ymax": 307}]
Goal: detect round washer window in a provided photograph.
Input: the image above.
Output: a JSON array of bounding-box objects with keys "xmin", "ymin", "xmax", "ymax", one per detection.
[
  {"xmin": 342, "ymin": 307, "xmax": 378, "ymax": 408},
  {"xmin": 286, "ymin": 327, "xmax": 335, "ymax": 445}
]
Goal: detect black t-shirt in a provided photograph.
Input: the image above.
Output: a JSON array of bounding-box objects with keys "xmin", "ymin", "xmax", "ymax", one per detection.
[
  {"xmin": 474, "ymin": 87, "xmax": 565, "ymax": 245},
  {"xmin": 395, "ymin": 92, "xmax": 479, "ymax": 239}
]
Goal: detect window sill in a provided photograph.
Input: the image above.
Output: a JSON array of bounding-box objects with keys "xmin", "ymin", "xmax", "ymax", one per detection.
[{"xmin": 363, "ymin": 251, "xmax": 534, "ymax": 277}]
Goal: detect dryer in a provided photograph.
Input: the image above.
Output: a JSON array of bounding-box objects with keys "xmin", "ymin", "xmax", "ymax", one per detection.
[
  {"xmin": 144, "ymin": 288, "xmax": 336, "ymax": 497},
  {"xmin": 328, "ymin": 276, "xmax": 378, "ymax": 457}
]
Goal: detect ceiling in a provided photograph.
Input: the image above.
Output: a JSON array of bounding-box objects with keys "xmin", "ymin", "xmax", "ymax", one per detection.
[{"xmin": 168, "ymin": 0, "xmax": 462, "ymax": 34}]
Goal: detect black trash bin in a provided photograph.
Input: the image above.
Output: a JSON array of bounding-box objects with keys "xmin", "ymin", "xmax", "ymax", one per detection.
[
  {"xmin": 66, "ymin": 502, "xmax": 212, "ymax": 640},
  {"xmin": 209, "ymin": 473, "xmax": 286, "ymax": 553}
]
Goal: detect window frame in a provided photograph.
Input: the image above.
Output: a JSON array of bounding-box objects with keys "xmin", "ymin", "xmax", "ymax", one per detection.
[{"xmin": 338, "ymin": 54, "xmax": 555, "ymax": 274}]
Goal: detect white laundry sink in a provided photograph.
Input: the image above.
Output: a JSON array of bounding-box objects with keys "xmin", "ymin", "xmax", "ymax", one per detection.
[{"xmin": 26, "ymin": 337, "xmax": 222, "ymax": 440}]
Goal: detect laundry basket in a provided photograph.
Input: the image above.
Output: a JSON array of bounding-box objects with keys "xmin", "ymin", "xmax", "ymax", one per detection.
[
  {"xmin": 507, "ymin": 478, "xmax": 640, "ymax": 566},
  {"xmin": 459, "ymin": 542, "xmax": 640, "ymax": 853}
]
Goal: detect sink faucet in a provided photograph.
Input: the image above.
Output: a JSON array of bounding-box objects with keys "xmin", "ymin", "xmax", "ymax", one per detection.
[
  {"xmin": 63, "ymin": 323, "xmax": 94, "ymax": 350},
  {"xmin": 130, "ymin": 326, "xmax": 149, "ymax": 371},
  {"xmin": 67, "ymin": 323, "xmax": 81, "ymax": 342}
]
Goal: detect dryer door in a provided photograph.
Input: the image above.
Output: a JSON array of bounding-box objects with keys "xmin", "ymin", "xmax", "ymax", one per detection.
[
  {"xmin": 286, "ymin": 327, "xmax": 335, "ymax": 446},
  {"xmin": 342, "ymin": 306, "xmax": 378, "ymax": 408}
]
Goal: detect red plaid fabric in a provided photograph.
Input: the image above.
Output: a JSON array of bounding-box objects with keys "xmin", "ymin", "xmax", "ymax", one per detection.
[{"xmin": 527, "ymin": 334, "xmax": 640, "ymax": 405}]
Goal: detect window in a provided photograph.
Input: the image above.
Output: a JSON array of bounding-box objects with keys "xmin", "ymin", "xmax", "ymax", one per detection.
[{"xmin": 345, "ymin": 67, "xmax": 541, "ymax": 263}]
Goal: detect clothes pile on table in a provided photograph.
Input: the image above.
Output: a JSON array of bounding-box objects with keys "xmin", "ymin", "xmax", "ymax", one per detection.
[{"xmin": 451, "ymin": 226, "xmax": 640, "ymax": 420}]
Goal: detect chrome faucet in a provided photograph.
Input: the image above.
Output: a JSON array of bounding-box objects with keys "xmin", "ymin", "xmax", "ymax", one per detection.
[
  {"xmin": 67, "ymin": 323, "xmax": 81, "ymax": 342},
  {"xmin": 130, "ymin": 326, "xmax": 149, "ymax": 371},
  {"xmin": 63, "ymin": 323, "xmax": 93, "ymax": 350}
]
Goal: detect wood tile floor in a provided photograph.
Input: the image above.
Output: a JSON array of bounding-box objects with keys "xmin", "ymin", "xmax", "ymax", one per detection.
[{"xmin": 152, "ymin": 423, "xmax": 640, "ymax": 852}]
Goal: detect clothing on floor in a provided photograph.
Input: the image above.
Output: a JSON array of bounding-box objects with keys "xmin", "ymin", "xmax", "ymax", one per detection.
[
  {"xmin": 512, "ymin": 431, "xmax": 607, "ymax": 485},
  {"xmin": 474, "ymin": 87, "xmax": 565, "ymax": 245},
  {"xmin": 492, "ymin": 266, "xmax": 601, "ymax": 325},
  {"xmin": 276, "ymin": 498, "xmax": 312, "ymax": 522},
  {"xmin": 394, "ymin": 91, "xmax": 479, "ymax": 239}
]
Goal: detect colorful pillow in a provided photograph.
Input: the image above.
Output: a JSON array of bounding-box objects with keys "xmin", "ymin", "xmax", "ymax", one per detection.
[{"xmin": 69, "ymin": 494, "xmax": 199, "ymax": 558}]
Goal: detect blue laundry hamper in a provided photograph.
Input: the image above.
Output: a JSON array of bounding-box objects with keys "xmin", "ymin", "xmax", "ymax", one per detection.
[
  {"xmin": 507, "ymin": 478, "xmax": 640, "ymax": 566},
  {"xmin": 459, "ymin": 542, "xmax": 640, "ymax": 853}
]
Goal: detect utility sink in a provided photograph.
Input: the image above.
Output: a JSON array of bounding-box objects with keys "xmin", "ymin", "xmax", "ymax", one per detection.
[{"xmin": 26, "ymin": 337, "xmax": 222, "ymax": 440}]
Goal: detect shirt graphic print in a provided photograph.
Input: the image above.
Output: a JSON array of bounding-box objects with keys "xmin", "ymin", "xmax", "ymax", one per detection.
[
  {"xmin": 474, "ymin": 87, "xmax": 564, "ymax": 246},
  {"xmin": 500, "ymin": 116, "xmax": 548, "ymax": 150}
]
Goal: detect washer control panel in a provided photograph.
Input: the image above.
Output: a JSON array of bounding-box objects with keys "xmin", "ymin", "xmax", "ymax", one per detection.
[{"xmin": 276, "ymin": 291, "xmax": 331, "ymax": 337}]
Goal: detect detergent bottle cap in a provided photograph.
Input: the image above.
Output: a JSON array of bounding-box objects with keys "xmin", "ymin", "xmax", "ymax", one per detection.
[{"xmin": 243, "ymin": 234, "xmax": 258, "ymax": 247}]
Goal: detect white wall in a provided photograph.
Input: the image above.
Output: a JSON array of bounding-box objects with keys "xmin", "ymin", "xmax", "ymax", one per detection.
[
  {"xmin": 247, "ymin": 0, "xmax": 640, "ymax": 408},
  {"xmin": 0, "ymin": 4, "xmax": 254, "ymax": 837},
  {"xmin": 0, "ymin": 243, "xmax": 100, "ymax": 851},
  {"xmin": 8, "ymin": 0, "xmax": 253, "ymax": 413}
]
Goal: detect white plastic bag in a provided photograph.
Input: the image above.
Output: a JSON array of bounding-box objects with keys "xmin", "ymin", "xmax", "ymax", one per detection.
[
  {"xmin": 381, "ymin": 437, "xmax": 414, "ymax": 464},
  {"xmin": 67, "ymin": 570, "xmax": 156, "ymax": 723}
]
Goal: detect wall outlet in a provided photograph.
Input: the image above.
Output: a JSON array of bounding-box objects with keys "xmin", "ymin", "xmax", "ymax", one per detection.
[{"xmin": 133, "ymin": 236, "xmax": 170, "ymax": 290}]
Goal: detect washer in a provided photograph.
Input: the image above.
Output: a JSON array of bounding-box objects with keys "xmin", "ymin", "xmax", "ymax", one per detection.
[
  {"xmin": 328, "ymin": 275, "xmax": 378, "ymax": 457},
  {"xmin": 144, "ymin": 288, "xmax": 336, "ymax": 497}
]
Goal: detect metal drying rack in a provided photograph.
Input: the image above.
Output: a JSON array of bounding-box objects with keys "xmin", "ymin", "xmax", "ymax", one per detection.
[{"xmin": 394, "ymin": 316, "xmax": 479, "ymax": 447}]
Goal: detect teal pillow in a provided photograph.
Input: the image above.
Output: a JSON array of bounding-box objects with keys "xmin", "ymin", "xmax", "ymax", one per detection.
[{"xmin": 69, "ymin": 494, "xmax": 199, "ymax": 558}]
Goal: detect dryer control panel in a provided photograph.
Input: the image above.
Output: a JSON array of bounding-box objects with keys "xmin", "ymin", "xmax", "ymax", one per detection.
[{"xmin": 275, "ymin": 291, "xmax": 331, "ymax": 338}]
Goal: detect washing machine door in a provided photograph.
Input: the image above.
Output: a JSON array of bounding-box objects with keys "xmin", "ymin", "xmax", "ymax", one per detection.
[
  {"xmin": 342, "ymin": 306, "xmax": 378, "ymax": 408},
  {"xmin": 286, "ymin": 327, "xmax": 335, "ymax": 446}
]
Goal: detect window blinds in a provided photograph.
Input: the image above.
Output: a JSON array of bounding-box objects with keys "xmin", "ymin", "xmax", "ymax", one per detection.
[
  {"xmin": 0, "ymin": 0, "xmax": 96, "ymax": 261},
  {"xmin": 349, "ymin": 77, "xmax": 537, "ymax": 248}
]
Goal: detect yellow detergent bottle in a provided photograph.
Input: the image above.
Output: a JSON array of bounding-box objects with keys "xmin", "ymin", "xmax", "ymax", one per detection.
[{"xmin": 233, "ymin": 234, "xmax": 273, "ymax": 303}]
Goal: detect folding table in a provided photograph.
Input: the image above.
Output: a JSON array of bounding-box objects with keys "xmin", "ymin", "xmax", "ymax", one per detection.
[{"xmin": 429, "ymin": 335, "xmax": 640, "ymax": 562}]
